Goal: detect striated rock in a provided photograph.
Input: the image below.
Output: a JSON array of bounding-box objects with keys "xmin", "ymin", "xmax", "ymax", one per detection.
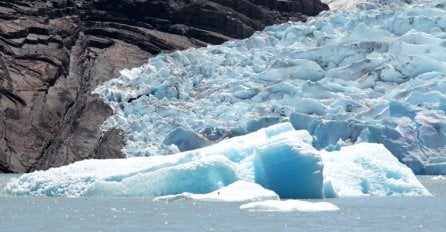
[{"xmin": 0, "ymin": 0, "xmax": 328, "ymax": 173}]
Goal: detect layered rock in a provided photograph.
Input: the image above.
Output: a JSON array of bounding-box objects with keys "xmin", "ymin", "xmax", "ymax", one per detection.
[{"xmin": 0, "ymin": 0, "xmax": 328, "ymax": 173}]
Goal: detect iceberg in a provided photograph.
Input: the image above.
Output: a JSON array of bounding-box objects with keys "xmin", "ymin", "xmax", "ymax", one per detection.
[
  {"xmin": 431, "ymin": 175, "xmax": 446, "ymax": 181},
  {"xmin": 94, "ymin": 0, "xmax": 446, "ymax": 174},
  {"xmin": 3, "ymin": 123, "xmax": 431, "ymax": 198},
  {"xmin": 321, "ymin": 143, "xmax": 431, "ymax": 197},
  {"xmin": 240, "ymin": 200, "xmax": 340, "ymax": 212}
]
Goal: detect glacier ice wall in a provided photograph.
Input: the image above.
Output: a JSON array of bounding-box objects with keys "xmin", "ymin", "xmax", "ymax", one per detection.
[
  {"xmin": 3, "ymin": 123, "xmax": 430, "ymax": 198},
  {"xmin": 94, "ymin": 0, "xmax": 446, "ymax": 174}
]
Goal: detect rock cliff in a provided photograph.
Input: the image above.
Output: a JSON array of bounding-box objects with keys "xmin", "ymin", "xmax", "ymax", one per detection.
[{"xmin": 0, "ymin": 0, "xmax": 328, "ymax": 173}]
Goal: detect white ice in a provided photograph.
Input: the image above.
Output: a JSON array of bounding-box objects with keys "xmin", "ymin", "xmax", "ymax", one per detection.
[
  {"xmin": 321, "ymin": 143, "xmax": 431, "ymax": 197},
  {"xmin": 431, "ymin": 175, "xmax": 446, "ymax": 181},
  {"xmin": 240, "ymin": 200, "xmax": 340, "ymax": 212}
]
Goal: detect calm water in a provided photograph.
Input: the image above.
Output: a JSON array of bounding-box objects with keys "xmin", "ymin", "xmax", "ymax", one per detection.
[{"xmin": 0, "ymin": 175, "xmax": 445, "ymax": 232}]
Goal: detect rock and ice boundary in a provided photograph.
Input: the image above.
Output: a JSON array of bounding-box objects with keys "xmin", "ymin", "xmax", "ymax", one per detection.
[
  {"xmin": 93, "ymin": 0, "xmax": 446, "ymax": 175},
  {"xmin": 3, "ymin": 123, "xmax": 430, "ymax": 198}
]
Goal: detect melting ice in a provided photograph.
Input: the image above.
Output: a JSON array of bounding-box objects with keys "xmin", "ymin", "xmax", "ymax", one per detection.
[{"xmin": 93, "ymin": 0, "xmax": 446, "ymax": 174}]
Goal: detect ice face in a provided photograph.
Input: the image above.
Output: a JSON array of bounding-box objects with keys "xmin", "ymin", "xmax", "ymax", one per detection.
[
  {"xmin": 253, "ymin": 134, "xmax": 324, "ymax": 199},
  {"xmin": 3, "ymin": 123, "xmax": 430, "ymax": 198},
  {"xmin": 93, "ymin": 0, "xmax": 446, "ymax": 174}
]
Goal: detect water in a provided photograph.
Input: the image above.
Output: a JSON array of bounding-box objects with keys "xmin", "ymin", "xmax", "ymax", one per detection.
[{"xmin": 0, "ymin": 175, "xmax": 445, "ymax": 232}]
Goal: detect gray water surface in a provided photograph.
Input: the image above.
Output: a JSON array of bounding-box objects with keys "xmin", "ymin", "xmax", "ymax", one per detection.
[{"xmin": 0, "ymin": 175, "xmax": 445, "ymax": 232}]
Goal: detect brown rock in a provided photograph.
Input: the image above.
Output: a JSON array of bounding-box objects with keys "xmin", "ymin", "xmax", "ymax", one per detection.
[{"xmin": 0, "ymin": 0, "xmax": 328, "ymax": 173}]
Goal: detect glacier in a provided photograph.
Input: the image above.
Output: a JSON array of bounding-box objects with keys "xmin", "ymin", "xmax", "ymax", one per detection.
[
  {"xmin": 93, "ymin": 0, "xmax": 446, "ymax": 175},
  {"xmin": 3, "ymin": 123, "xmax": 430, "ymax": 198}
]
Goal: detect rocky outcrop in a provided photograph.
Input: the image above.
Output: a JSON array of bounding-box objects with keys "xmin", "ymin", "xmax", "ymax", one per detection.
[{"xmin": 0, "ymin": 0, "xmax": 328, "ymax": 173}]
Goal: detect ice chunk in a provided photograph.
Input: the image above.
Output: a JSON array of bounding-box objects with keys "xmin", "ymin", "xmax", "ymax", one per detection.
[
  {"xmin": 153, "ymin": 181, "xmax": 279, "ymax": 202},
  {"xmin": 321, "ymin": 143, "xmax": 432, "ymax": 197},
  {"xmin": 357, "ymin": 117, "xmax": 426, "ymax": 173},
  {"xmin": 253, "ymin": 132, "xmax": 324, "ymax": 199},
  {"xmin": 240, "ymin": 200, "xmax": 339, "ymax": 212},
  {"xmin": 431, "ymin": 175, "xmax": 446, "ymax": 181},
  {"xmin": 357, "ymin": 110, "xmax": 446, "ymax": 174}
]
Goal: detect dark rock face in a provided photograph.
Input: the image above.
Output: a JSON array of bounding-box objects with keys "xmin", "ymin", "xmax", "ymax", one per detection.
[{"xmin": 0, "ymin": 0, "xmax": 328, "ymax": 173}]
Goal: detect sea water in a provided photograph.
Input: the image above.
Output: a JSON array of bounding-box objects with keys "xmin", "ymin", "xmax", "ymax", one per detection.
[{"xmin": 0, "ymin": 175, "xmax": 444, "ymax": 232}]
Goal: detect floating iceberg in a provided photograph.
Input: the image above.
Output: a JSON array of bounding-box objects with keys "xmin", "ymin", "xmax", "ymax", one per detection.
[
  {"xmin": 240, "ymin": 200, "xmax": 340, "ymax": 212},
  {"xmin": 3, "ymin": 123, "xmax": 431, "ymax": 198},
  {"xmin": 321, "ymin": 143, "xmax": 430, "ymax": 197},
  {"xmin": 94, "ymin": 0, "xmax": 446, "ymax": 174},
  {"xmin": 431, "ymin": 175, "xmax": 446, "ymax": 181}
]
